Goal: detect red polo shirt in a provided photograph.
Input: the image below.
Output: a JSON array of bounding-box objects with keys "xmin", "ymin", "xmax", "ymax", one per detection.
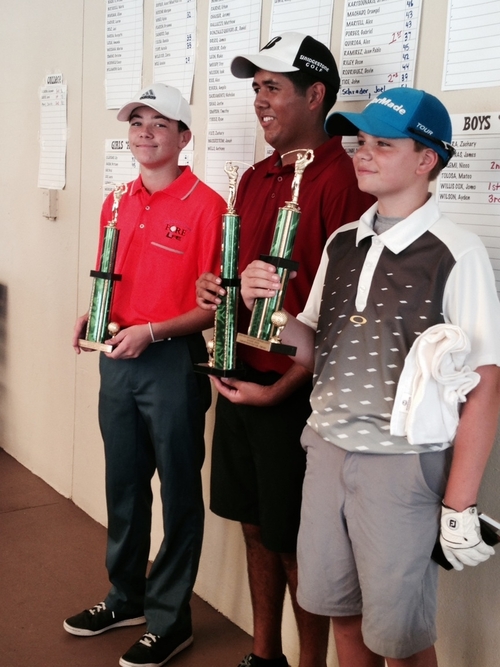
[
  {"xmin": 98, "ymin": 166, "xmax": 225, "ymax": 327},
  {"xmin": 236, "ymin": 136, "xmax": 375, "ymax": 374}
]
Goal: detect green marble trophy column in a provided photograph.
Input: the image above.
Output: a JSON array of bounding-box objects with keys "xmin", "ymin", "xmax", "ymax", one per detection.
[
  {"xmin": 237, "ymin": 149, "xmax": 314, "ymax": 356},
  {"xmin": 78, "ymin": 184, "xmax": 127, "ymax": 352},
  {"xmin": 195, "ymin": 162, "xmax": 244, "ymax": 376}
]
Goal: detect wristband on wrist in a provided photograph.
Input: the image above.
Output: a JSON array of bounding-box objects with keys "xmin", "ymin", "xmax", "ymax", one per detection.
[{"xmin": 148, "ymin": 322, "xmax": 156, "ymax": 343}]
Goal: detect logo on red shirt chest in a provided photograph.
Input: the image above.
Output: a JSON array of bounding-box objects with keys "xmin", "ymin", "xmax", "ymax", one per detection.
[{"xmin": 165, "ymin": 223, "xmax": 189, "ymax": 242}]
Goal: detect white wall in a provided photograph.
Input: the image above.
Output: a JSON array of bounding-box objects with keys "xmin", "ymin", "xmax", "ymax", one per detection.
[{"xmin": 1, "ymin": 2, "xmax": 500, "ymax": 666}]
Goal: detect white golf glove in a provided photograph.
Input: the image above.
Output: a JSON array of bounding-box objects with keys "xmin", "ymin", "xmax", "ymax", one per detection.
[{"xmin": 440, "ymin": 504, "xmax": 495, "ymax": 571}]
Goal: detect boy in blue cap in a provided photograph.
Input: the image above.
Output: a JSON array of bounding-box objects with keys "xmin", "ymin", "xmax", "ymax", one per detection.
[{"xmin": 240, "ymin": 87, "xmax": 500, "ymax": 666}]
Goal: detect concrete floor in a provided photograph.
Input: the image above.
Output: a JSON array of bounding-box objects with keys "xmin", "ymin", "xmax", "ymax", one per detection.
[{"xmin": 0, "ymin": 448, "xmax": 252, "ymax": 667}]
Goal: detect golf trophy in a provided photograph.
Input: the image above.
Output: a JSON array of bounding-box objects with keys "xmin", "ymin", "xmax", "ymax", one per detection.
[
  {"xmin": 237, "ymin": 149, "xmax": 314, "ymax": 356},
  {"xmin": 195, "ymin": 162, "xmax": 246, "ymax": 377},
  {"xmin": 78, "ymin": 184, "xmax": 127, "ymax": 352}
]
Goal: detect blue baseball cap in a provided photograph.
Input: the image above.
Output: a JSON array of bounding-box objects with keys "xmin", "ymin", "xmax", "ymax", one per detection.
[{"xmin": 325, "ymin": 87, "xmax": 455, "ymax": 165}]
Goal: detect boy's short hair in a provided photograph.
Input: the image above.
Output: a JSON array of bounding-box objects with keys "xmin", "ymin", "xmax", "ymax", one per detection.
[
  {"xmin": 324, "ymin": 87, "xmax": 455, "ymax": 166},
  {"xmin": 413, "ymin": 141, "xmax": 444, "ymax": 181},
  {"xmin": 282, "ymin": 69, "xmax": 338, "ymax": 119}
]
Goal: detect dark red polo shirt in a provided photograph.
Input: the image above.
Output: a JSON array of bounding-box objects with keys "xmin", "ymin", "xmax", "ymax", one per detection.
[{"xmin": 236, "ymin": 136, "xmax": 375, "ymax": 374}]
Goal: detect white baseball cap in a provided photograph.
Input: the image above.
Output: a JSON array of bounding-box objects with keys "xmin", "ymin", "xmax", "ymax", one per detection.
[{"xmin": 117, "ymin": 83, "xmax": 191, "ymax": 128}]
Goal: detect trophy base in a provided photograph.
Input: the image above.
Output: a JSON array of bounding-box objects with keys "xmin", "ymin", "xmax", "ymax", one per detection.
[
  {"xmin": 236, "ymin": 333, "xmax": 296, "ymax": 356},
  {"xmin": 194, "ymin": 362, "xmax": 244, "ymax": 378},
  {"xmin": 78, "ymin": 338, "xmax": 114, "ymax": 353}
]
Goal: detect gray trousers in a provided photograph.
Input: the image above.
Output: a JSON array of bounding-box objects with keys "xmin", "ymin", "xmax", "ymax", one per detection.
[{"xmin": 98, "ymin": 334, "xmax": 209, "ymax": 637}]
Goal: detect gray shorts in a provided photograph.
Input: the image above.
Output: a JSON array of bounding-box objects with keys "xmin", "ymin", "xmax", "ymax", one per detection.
[{"xmin": 297, "ymin": 425, "xmax": 451, "ymax": 659}]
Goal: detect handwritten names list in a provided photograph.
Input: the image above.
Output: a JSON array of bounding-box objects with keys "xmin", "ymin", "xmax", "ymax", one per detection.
[
  {"xmin": 437, "ymin": 112, "xmax": 500, "ymax": 293},
  {"xmin": 339, "ymin": 0, "xmax": 421, "ymax": 101},
  {"xmin": 153, "ymin": 0, "xmax": 196, "ymax": 99},
  {"xmin": 105, "ymin": 0, "xmax": 143, "ymax": 109},
  {"xmin": 206, "ymin": 0, "xmax": 261, "ymax": 199},
  {"xmin": 38, "ymin": 75, "xmax": 67, "ymax": 190}
]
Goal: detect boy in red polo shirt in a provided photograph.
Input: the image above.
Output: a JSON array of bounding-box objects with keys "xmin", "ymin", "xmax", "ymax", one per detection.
[{"xmin": 66, "ymin": 84, "xmax": 225, "ymax": 667}]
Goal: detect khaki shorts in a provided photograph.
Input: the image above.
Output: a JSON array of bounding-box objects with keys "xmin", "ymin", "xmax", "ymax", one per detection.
[{"xmin": 297, "ymin": 425, "xmax": 451, "ymax": 659}]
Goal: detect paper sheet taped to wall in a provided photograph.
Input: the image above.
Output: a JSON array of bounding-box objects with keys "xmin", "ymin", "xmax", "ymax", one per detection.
[
  {"xmin": 338, "ymin": 0, "xmax": 422, "ymax": 100},
  {"xmin": 437, "ymin": 112, "xmax": 500, "ymax": 294},
  {"xmin": 442, "ymin": 0, "xmax": 500, "ymax": 91},
  {"xmin": 153, "ymin": 0, "xmax": 196, "ymax": 101},
  {"xmin": 105, "ymin": 0, "xmax": 143, "ymax": 109},
  {"xmin": 269, "ymin": 0, "xmax": 334, "ymax": 44},
  {"xmin": 205, "ymin": 0, "xmax": 261, "ymax": 199},
  {"xmin": 38, "ymin": 74, "xmax": 67, "ymax": 190}
]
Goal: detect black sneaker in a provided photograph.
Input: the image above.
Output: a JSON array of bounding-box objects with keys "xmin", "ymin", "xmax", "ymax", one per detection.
[
  {"xmin": 63, "ymin": 601, "xmax": 146, "ymax": 636},
  {"xmin": 119, "ymin": 631, "xmax": 193, "ymax": 667},
  {"xmin": 237, "ymin": 655, "xmax": 290, "ymax": 667}
]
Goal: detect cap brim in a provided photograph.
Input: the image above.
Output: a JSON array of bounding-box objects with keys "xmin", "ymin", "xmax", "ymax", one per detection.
[
  {"xmin": 117, "ymin": 102, "xmax": 145, "ymax": 121},
  {"xmin": 117, "ymin": 101, "xmax": 184, "ymax": 124},
  {"xmin": 231, "ymin": 54, "xmax": 299, "ymax": 78},
  {"xmin": 325, "ymin": 111, "xmax": 410, "ymax": 139}
]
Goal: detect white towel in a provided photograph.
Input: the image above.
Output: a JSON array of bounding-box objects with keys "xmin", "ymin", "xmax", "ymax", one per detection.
[{"xmin": 390, "ymin": 324, "xmax": 480, "ymax": 445}]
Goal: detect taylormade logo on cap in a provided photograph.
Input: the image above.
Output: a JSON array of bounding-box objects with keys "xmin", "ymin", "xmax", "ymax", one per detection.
[{"xmin": 367, "ymin": 96, "xmax": 406, "ymax": 115}]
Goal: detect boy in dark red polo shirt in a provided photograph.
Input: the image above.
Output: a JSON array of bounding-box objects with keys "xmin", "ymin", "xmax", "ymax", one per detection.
[{"xmin": 196, "ymin": 33, "xmax": 374, "ymax": 667}]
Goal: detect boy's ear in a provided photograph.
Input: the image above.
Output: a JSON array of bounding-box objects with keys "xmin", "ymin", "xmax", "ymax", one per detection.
[
  {"xmin": 179, "ymin": 129, "xmax": 192, "ymax": 149},
  {"xmin": 307, "ymin": 82, "xmax": 326, "ymax": 111},
  {"xmin": 416, "ymin": 147, "xmax": 439, "ymax": 176}
]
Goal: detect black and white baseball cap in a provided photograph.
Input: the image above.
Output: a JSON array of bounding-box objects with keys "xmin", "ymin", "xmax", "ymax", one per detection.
[{"xmin": 231, "ymin": 32, "xmax": 340, "ymax": 91}]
